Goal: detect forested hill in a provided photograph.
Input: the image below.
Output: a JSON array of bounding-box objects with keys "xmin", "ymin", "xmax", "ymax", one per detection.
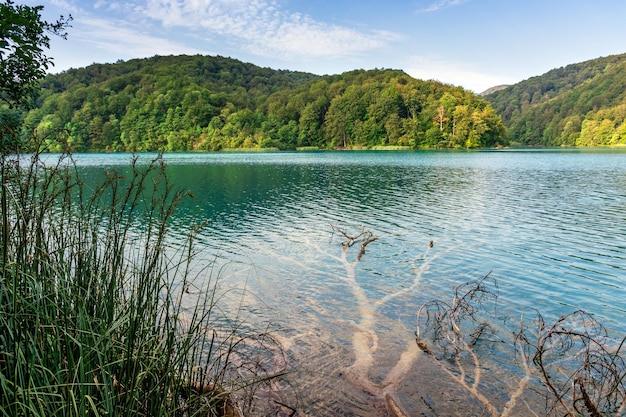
[
  {"xmin": 484, "ymin": 53, "xmax": 626, "ymax": 146},
  {"xmin": 22, "ymin": 54, "xmax": 507, "ymax": 152}
]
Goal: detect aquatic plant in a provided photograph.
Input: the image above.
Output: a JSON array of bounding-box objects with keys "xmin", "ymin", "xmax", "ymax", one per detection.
[{"xmin": 0, "ymin": 142, "xmax": 284, "ymax": 416}]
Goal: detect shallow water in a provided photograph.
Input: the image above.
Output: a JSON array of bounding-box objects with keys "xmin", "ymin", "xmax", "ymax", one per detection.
[{"xmin": 73, "ymin": 149, "xmax": 626, "ymax": 415}]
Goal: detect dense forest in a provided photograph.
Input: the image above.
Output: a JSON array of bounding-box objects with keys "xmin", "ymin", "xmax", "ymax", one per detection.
[
  {"xmin": 485, "ymin": 53, "xmax": 626, "ymax": 146},
  {"xmin": 10, "ymin": 54, "xmax": 507, "ymax": 152},
  {"xmin": 7, "ymin": 50, "xmax": 626, "ymax": 151}
]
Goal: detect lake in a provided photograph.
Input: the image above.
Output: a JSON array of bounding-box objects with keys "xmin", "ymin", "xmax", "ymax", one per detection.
[{"xmin": 72, "ymin": 149, "xmax": 626, "ymax": 416}]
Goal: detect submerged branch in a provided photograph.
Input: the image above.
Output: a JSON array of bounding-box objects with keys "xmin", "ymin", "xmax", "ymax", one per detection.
[
  {"xmin": 330, "ymin": 224, "xmax": 438, "ymax": 417},
  {"xmin": 417, "ymin": 277, "xmax": 626, "ymax": 417}
]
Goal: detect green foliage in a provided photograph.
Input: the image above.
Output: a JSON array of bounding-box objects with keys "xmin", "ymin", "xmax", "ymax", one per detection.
[
  {"xmin": 485, "ymin": 53, "xmax": 626, "ymax": 146},
  {"xmin": 1, "ymin": 10, "xmax": 284, "ymax": 414},
  {"xmin": 21, "ymin": 55, "xmax": 507, "ymax": 151},
  {"xmin": 0, "ymin": 0, "xmax": 71, "ymax": 155},
  {"xmin": 0, "ymin": 0, "xmax": 71, "ymax": 110}
]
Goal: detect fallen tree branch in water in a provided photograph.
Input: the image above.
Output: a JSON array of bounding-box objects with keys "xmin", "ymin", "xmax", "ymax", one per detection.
[
  {"xmin": 247, "ymin": 221, "xmax": 625, "ymax": 416},
  {"xmin": 331, "ymin": 224, "xmax": 376, "ymax": 252},
  {"xmin": 357, "ymin": 234, "xmax": 378, "ymax": 261},
  {"xmin": 329, "ymin": 223, "xmax": 434, "ymax": 417},
  {"xmin": 517, "ymin": 309, "xmax": 626, "ymax": 417},
  {"xmin": 416, "ymin": 277, "xmax": 626, "ymax": 417},
  {"xmin": 415, "ymin": 273, "xmax": 522, "ymax": 416}
]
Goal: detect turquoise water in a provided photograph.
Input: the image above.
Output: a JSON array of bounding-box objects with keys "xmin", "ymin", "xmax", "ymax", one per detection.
[{"xmin": 72, "ymin": 149, "xmax": 626, "ymax": 415}]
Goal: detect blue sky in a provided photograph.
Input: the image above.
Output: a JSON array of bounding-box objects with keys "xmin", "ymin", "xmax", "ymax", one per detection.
[{"xmin": 29, "ymin": 0, "xmax": 626, "ymax": 93}]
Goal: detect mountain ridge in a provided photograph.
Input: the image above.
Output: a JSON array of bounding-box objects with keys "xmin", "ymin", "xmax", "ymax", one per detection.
[
  {"xmin": 484, "ymin": 52, "xmax": 626, "ymax": 146},
  {"xmin": 20, "ymin": 54, "xmax": 507, "ymax": 151}
]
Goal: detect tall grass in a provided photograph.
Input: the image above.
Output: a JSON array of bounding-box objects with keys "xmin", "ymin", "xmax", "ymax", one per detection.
[{"xmin": 0, "ymin": 144, "xmax": 280, "ymax": 416}]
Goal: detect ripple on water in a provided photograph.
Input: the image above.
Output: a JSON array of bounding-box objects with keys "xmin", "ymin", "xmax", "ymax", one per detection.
[{"xmin": 72, "ymin": 150, "xmax": 626, "ymax": 415}]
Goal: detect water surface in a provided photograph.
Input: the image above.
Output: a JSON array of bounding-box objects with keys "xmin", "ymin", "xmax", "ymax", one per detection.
[{"xmin": 74, "ymin": 149, "xmax": 626, "ymax": 415}]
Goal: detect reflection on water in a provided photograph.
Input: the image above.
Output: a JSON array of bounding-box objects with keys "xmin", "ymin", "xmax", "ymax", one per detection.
[{"xmin": 72, "ymin": 150, "xmax": 626, "ymax": 415}]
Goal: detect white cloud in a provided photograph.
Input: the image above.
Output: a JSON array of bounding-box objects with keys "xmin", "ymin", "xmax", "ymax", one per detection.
[
  {"xmin": 140, "ymin": 0, "xmax": 400, "ymax": 60},
  {"xmin": 73, "ymin": 16, "xmax": 208, "ymax": 59},
  {"xmin": 419, "ymin": 0, "xmax": 469, "ymax": 13},
  {"xmin": 46, "ymin": 0, "xmax": 79, "ymax": 11},
  {"xmin": 405, "ymin": 55, "xmax": 513, "ymax": 93}
]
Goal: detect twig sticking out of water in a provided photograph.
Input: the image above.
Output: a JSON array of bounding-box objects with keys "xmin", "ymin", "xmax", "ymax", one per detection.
[
  {"xmin": 416, "ymin": 277, "xmax": 626, "ymax": 417},
  {"xmin": 331, "ymin": 224, "xmax": 375, "ymax": 248},
  {"xmin": 330, "ymin": 223, "xmax": 378, "ymax": 261},
  {"xmin": 357, "ymin": 234, "xmax": 378, "ymax": 261},
  {"xmin": 517, "ymin": 310, "xmax": 626, "ymax": 417}
]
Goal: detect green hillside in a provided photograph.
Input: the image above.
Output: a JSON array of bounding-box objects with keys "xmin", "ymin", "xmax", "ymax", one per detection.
[
  {"xmin": 18, "ymin": 54, "xmax": 507, "ymax": 152},
  {"xmin": 485, "ymin": 53, "xmax": 626, "ymax": 146}
]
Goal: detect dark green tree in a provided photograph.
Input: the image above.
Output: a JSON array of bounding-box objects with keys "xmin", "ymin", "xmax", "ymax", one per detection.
[
  {"xmin": 486, "ymin": 53, "xmax": 626, "ymax": 146},
  {"xmin": 1, "ymin": 1, "xmax": 70, "ymax": 271}
]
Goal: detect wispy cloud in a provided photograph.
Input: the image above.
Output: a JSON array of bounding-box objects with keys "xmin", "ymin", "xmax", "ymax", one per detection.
[
  {"xmin": 405, "ymin": 54, "xmax": 512, "ymax": 93},
  {"xmin": 45, "ymin": 0, "xmax": 79, "ymax": 12},
  {"xmin": 419, "ymin": 0, "xmax": 469, "ymax": 13},
  {"xmin": 73, "ymin": 16, "xmax": 207, "ymax": 58},
  {"xmin": 140, "ymin": 0, "xmax": 401, "ymax": 60},
  {"xmin": 36, "ymin": 0, "xmax": 210, "ymax": 64}
]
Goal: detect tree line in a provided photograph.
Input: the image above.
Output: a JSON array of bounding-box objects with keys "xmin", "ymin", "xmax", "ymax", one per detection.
[
  {"xmin": 485, "ymin": 52, "xmax": 626, "ymax": 147},
  {"xmin": 6, "ymin": 16, "xmax": 626, "ymax": 152},
  {"xmin": 9, "ymin": 54, "xmax": 508, "ymax": 152}
]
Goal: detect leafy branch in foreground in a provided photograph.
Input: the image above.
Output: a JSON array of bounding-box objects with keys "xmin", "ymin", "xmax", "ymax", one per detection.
[
  {"xmin": 416, "ymin": 276, "xmax": 626, "ymax": 417},
  {"xmin": 1, "ymin": 0, "xmax": 72, "ymax": 109}
]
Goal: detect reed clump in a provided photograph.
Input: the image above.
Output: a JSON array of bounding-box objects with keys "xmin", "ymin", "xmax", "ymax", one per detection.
[{"xmin": 0, "ymin": 144, "xmax": 277, "ymax": 416}]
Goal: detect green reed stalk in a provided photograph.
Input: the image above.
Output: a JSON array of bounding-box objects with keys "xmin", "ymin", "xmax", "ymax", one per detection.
[{"xmin": 0, "ymin": 144, "xmax": 273, "ymax": 417}]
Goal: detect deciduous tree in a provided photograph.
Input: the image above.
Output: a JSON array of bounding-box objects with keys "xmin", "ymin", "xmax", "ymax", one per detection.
[{"xmin": 0, "ymin": 0, "xmax": 71, "ymax": 109}]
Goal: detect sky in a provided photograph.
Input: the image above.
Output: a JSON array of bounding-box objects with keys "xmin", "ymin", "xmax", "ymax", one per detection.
[{"xmin": 26, "ymin": 0, "xmax": 626, "ymax": 93}]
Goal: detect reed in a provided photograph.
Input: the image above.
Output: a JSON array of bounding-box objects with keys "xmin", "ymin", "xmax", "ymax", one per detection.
[{"xmin": 0, "ymin": 142, "xmax": 275, "ymax": 416}]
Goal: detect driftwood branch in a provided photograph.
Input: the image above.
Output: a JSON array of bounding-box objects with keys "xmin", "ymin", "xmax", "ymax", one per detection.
[
  {"xmin": 329, "ymin": 224, "xmax": 436, "ymax": 417},
  {"xmin": 357, "ymin": 234, "xmax": 378, "ymax": 261},
  {"xmin": 331, "ymin": 224, "xmax": 377, "ymax": 256},
  {"xmin": 415, "ymin": 273, "xmax": 507, "ymax": 416},
  {"xmin": 417, "ymin": 277, "xmax": 626, "ymax": 417},
  {"xmin": 518, "ymin": 309, "xmax": 626, "ymax": 417}
]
